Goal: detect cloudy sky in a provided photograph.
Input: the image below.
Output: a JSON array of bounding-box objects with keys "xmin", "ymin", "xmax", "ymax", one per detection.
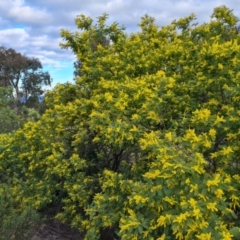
[{"xmin": 0, "ymin": 0, "xmax": 240, "ymax": 87}]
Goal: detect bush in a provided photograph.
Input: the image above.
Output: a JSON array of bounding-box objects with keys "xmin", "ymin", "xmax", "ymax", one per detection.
[{"xmin": 0, "ymin": 183, "xmax": 42, "ymax": 240}]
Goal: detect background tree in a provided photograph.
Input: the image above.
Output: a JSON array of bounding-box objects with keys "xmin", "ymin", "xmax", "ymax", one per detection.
[
  {"xmin": 0, "ymin": 46, "xmax": 52, "ymax": 102},
  {"xmin": 73, "ymin": 60, "xmax": 82, "ymax": 81},
  {"xmin": 0, "ymin": 87, "xmax": 21, "ymax": 133}
]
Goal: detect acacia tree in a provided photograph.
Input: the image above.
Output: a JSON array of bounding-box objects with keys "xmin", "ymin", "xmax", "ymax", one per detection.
[
  {"xmin": 73, "ymin": 28, "xmax": 111, "ymax": 81},
  {"xmin": 1, "ymin": 5, "xmax": 240, "ymax": 240},
  {"xmin": 0, "ymin": 46, "xmax": 52, "ymax": 101}
]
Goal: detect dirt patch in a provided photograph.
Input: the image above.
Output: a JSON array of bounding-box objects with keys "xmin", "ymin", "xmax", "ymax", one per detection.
[{"xmin": 32, "ymin": 218, "xmax": 83, "ymax": 240}]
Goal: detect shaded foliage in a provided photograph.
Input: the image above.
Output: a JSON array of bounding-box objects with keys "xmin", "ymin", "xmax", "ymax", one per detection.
[{"xmin": 0, "ymin": 87, "xmax": 20, "ymax": 133}]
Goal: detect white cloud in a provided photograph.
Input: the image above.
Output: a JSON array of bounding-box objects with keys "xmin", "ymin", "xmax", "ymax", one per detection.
[
  {"xmin": 0, "ymin": 28, "xmax": 29, "ymax": 48},
  {"xmin": 0, "ymin": 0, "xmax": 52, "ymax": 25},
  {"xmin": 9, "ymin": 6, "xmax": 51, "ymax": 25}
]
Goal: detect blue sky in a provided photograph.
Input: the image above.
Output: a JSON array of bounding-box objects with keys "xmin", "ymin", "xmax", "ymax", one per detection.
[{"xmin": 0, "ymin": 0, "xmax": 240, "ymax": 88}]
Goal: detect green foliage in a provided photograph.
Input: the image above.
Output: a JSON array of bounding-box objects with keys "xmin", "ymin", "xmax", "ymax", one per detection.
[
  {"xmin": 22, "ymin": 106, "xmax": 41, "ymax": 122},
  {"xmin": 1, "ymin": 5, "xmax": 240, "ymax": 240},
  {"xmin": 0, "ymin": 46, "xmax": 51, "ymax": 101},
  {"xmin": 0, "ymin": 87, "xmax": 21, "ymax": 133},
  {"xmin": 0, "ymin": 183, "xmax": 42, "ymax": 240}
]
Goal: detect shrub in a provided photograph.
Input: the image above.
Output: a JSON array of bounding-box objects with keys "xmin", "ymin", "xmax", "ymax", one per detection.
[{"xmin": 0, "ymin": 183, "xmax": 42, "ymax": 240}]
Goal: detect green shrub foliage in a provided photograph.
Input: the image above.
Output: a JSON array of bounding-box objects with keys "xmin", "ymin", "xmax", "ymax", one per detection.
[
  {"xmin": 0, "ymin": 87, "xmax": 20, "ymax": 133},
  {"xmin": 0, "ymin": 183, "xmax": 41, "ymax": 240},
  {"xmin": 1, "ymin": 5, "xmax": 240, "ymax": 240}
]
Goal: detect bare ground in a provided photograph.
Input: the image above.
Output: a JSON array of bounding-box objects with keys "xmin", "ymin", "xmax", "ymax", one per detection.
[{"xmin": 32, "ymin": 217, "xmax": 83, "ymax": 240}]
